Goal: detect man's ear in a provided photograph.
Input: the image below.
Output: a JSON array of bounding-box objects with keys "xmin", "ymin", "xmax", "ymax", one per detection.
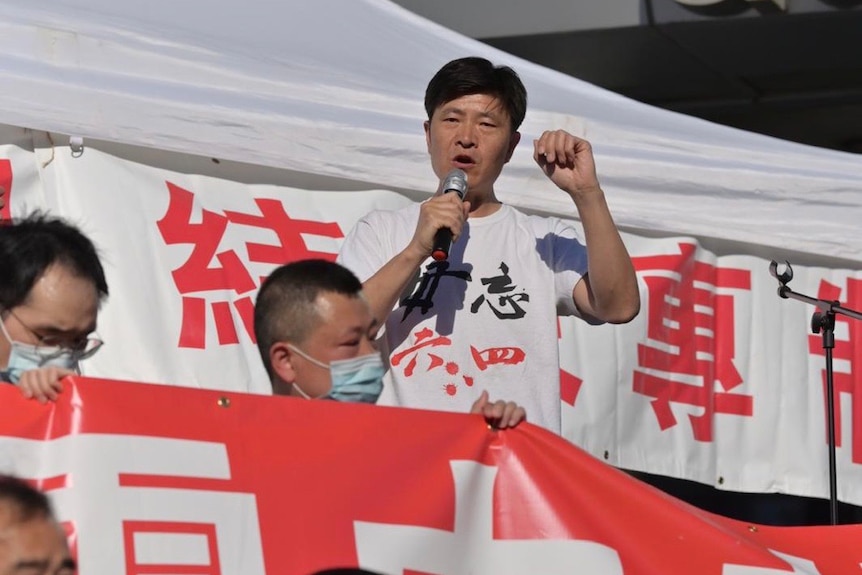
[
  {"xmin": 424, "ymin": 120, "xmax": 434, "ymax": 154},
  {"xmin": 270, "ymin": 341, "xmax": 297, "ymax": 388},
  {"xmin": 504, "ymin": 131, "xmax": 521, "ymax": 163}
]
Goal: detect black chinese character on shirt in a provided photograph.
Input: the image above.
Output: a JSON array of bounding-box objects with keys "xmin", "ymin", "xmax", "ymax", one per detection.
[
  {"xmin": 470, "ymin": 262, "xmax": 529, "ymax": 320},
  {"xmin": 402, "ymin": 261, "xmax": 472, "ymax": 320}
]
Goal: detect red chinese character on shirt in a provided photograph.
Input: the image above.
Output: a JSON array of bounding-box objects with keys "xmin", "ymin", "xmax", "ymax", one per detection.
[
  {"xmin": 631, "ymin": 242, "xmax": 753, "ymax": 442},
  {"xmin": 392, "ymin": 329, "xmax": 531, "ymax": 397},
  {"xmin": 470, "ymin": 346, "xmax": 525, "ymax": 370},
  {"xmin": 391, "ymin": 328, "xmax": 478, "ymax": 396},
  {"xmin": 391, "ymin": 328, "xmax": 454, "ymax": 377},
  {"xmin": 157, "ymin": 182, "xmax": 343, "ymax": 349},
  {"xmin": 808, "ymin": 277, "xmax": 862, "ymax": 464}
]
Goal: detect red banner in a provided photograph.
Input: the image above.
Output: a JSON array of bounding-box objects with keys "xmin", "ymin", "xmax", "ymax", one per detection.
[
  {"xmin": 0, "ymin": 158, "xmax": 11, "ymax": 221},
  {"xmin": 0, "ymin": 377, "xmax": 858, "ymax": 574}
]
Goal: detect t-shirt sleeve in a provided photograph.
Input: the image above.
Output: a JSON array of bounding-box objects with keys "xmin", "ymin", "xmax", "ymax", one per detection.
[
  {"xmin": 337, "ymin": 211, "xmax": 389, "ymax": 284},
  {"xmin": 551, "ymin": 219, "xmax": 589, "ymax": 317}
]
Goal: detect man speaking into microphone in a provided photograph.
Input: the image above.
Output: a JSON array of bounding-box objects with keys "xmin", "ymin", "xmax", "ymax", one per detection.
[{"xmin": 337, "ymin": 57, "xmax": 640, "ymax": 435}]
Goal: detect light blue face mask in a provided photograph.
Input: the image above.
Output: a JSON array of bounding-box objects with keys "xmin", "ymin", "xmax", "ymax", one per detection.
[
  {"xmin": 0, "ymin": 320, "xmax": 79, "ymax": 384},
  {"xmin": 287, "ymin": 345, "xmax": 385, "ymax": 404}
]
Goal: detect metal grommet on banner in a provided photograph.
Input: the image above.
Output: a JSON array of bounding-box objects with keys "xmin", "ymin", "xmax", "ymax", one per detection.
[
  {"xmin": 748, "ymin": 525, "xmax": 759, "ymax": 533},
  {"xmin": 717, "ymin": 476, "xmax": 725, "ymax": 485},
  {"xmin": 217, "ymin": 397, "xmax": 231, "ymax": 408},
  {"xmin": 69, "ymin": 135, "xmax": 84, "ymax": 158},
  {"xmin": 603, "ymin": 450, "xmax": 609, "ymax": 460}
]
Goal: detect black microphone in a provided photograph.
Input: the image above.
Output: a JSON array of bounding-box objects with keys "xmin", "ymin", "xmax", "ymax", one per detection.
[{"xmin": 431, "ymin": 169, "xmax": 468, "ymax": 262}]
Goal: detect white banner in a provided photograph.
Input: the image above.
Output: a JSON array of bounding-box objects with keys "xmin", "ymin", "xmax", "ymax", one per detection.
[{"xmin": 4, "ymin": 139, "xmax": 861, "ymax": 505}]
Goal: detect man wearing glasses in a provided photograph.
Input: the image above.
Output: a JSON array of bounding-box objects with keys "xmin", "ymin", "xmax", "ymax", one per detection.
[{"xmin": 0, "ymin": 212, "xmax": 108, "ymax": 403}]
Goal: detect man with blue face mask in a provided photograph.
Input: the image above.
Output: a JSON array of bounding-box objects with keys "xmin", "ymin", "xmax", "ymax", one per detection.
[
  {"xmin": 0, "ymin": 212, "xmax": 109, "ymax": 403},
  {"xmin": 254, "ymin": 259, "xmax": 525, "ymax": 429}
]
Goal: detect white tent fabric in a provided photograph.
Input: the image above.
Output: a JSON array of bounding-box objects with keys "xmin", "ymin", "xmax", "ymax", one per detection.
[{"xmin": 1, "ymin": 0, "xmax": 861, "ymax": 264}]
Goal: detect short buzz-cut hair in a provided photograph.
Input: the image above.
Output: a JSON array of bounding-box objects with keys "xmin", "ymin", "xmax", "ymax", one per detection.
[
  {"xmin": 424, "ymin": 56, "xmax": 528, "ymax": 133},
  {"xmin": 0, "ymin": 210, "xmax": 109, "ymax": 310},
  {"xmin": 0, "ymin": 474, "xmax": 54, "ymax": 525},
  {"xmin": 253, "ymin": 259, "xmax": 363, "ymax": 381}
]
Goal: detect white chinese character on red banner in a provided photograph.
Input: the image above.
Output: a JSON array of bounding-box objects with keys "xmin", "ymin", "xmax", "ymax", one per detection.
[
  {"xmin": 0, "ymin": 435, "xmax": 265, "ymax": 575},
  {"xmin": 354, "ymin": 460, "xmax": 623, "ymax": 574},
  {"xmin": 632, "ymin": 243, "xmax": 753, "ymax": 441},
  {"xmin": 723, "ymin": 550, "xmax": 822, "ymax": 574},
  {"xmin": 809, "ymin": 277, "xmax": 862, "ymax": 464},
  {"xmin": 157, "ymin": 182, "xmax": 344, "ymax": 349}
]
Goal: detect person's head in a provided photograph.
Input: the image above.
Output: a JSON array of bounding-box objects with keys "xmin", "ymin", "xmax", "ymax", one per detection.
[
  {"xmin": 254, "ymin": 259, "xmax": 382, "ymax": 402},
  {"xmin": 0, "ymin": 475, "xmax": 75, "ymax": 574},
  {"xmin": 0, "ymin": 212, "xmax": 109, "ymax": 382},
  {"xmin": 424, "ymin": 57, "xmax": 526, "ymax": 198}
]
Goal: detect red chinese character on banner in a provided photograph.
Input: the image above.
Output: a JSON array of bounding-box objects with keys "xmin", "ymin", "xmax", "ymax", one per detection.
[
  {"xmin": 0, "ymin": 158, "xmax": 12, "ymax": 221},
  {"xmin": 223, "ymin": 198, "xmax": 342, "ymax": 273},
  {"xmin": 808, "ymin": 277, "xmax": 862, "ymax": 464},
  {"xmin": 560, "ymin": 369, "xmax": 583, "ymax": 407},
  {"xmin": 556, "ymin": 319, "xmax": 584, "ymax": 407},
  {"xmin": 157, "ymin": 182, "xmax": 343, "ymax": 349},
  {"xmin": 631, "ymin": 243, "xmax": 753, "ymax": 442}
]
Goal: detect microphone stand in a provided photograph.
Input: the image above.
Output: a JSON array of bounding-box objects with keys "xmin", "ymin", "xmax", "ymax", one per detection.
[{"xmin": 769, "ymin": 260, "xmax": 862, "ymax": 525}]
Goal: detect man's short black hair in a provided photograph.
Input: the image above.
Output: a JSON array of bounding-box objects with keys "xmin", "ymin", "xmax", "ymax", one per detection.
[
  {"xmin": 254, "ymin": 259, "xmax": 363, "ymax": 381},
  {"xmin": 424, "ymin": 56, "xmax": 528, "ymax": 133},
  {"xmin": 0, "ymin": 474, "xmax": 54, "ymax": 524},
  {"xmin": 0, "ymin": 211, "xmax": 109, "ymax": 310}
]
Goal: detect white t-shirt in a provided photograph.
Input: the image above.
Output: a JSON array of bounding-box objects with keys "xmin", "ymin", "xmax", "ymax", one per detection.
[{"xmin": 338, "ymin": 202, "xmax": 588, "ymax": 433}]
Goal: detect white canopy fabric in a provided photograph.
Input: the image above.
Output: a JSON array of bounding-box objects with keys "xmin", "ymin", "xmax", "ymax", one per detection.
[{"xmin": 1, "ymin": 0, "xmax": 861, "ymax": 265}]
